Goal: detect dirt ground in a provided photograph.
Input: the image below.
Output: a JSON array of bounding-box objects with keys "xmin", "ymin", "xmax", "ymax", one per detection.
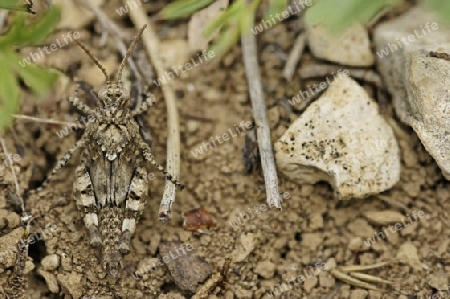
[{"xmin": 0, "ymin": 1, "xmax": 449, "ymax": 298}]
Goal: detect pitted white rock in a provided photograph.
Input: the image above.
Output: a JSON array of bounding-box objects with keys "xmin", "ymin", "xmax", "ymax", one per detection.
[{"xmin": 275, "ymin": 76, "xmax": 400, "ymax": 199}]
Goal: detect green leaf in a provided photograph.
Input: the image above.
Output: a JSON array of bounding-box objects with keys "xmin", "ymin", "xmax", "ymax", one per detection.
[
  {"xmin": 204, "ymin": 0, "xmax": 245, "ymax": 37},
  {"xmin": 208, "ymin": 22, "xmax": 241, "ymax": 60},
  {"xmin": 204, "ymin": 0, "xmax": 259, "ymax": 60},
  {"xmin": 159, "ymin": 0, "xmax": 216, "ymax": 20},
  {"xmin": 0, "ymin": 14, "xmax": 25, "ymax": 47},
  {"xmin": 264, "ymin": 0, "xmax": 288, "ymax": 20},
  {"xmin": 13, "ymin": 6, "xmax": 60, "ymax": 45},
  {"xmin": 241, "ymin": 0, "xmax": 261, "ymax": 36},
  {"xmin": 305, "ymin": 0, "xmax": 401, "ymax": 34},
  {"xmin": 0, "ymin": 7, "xmax": 60, "ymax": 47},
  {"xmin": 0, "ymin": 5, "xmax": 60, "ymax": 133},
  {"xmin": 0, "ymin": 59, "xmax": 20, "ymax": 134},
  {"xmin": 0, "ymin": 0, "xmax": 21, "ymax": 9},
  {"xmin": 1, "ymin": 49, "xmax": 58, "ymax": 96},
  {"xmin": 16, "ymin": 63, "xmax": 59, "ymax": 97},
  {"xmin": 0, "ymin": 0, "xmax": 33, "ymax": 13},
  {"xmin": 423, "ymin": 0, "xmax": 450, "ymax": 24}
]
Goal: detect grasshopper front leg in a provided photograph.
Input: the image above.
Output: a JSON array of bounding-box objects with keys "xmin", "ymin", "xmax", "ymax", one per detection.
[{"xmin": 28, "ymin": 137, "xmax": 86, "ymax": 197}]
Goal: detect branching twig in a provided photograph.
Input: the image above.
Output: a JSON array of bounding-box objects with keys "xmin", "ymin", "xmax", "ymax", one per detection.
[
  {"xmin": 126, "ymin": 4, "xmax": 182, "ymax": 222},
  {"xmin": 241, "ymin": 14, "xmax": 281, "ymax": 210}
]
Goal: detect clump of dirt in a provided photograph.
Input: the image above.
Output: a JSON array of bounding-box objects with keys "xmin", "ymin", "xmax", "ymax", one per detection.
[{"xmin": 0, "ymin": 1, "xmax": 449, "ymax": 298}]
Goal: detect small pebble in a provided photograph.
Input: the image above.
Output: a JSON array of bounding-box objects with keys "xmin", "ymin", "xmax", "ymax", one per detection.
[
  {"xmin": 350, "ymin": 289, "xmax": 368, "ymax": 299},
  {"xmin": 41, "ymin": 254, "xmax": 60, "ymax": 271},
  {"xmin": 254, "ymin": 261, "xmax": 275, "ymax": 279}
]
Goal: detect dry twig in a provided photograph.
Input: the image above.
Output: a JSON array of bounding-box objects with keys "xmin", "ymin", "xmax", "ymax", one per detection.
[
  {"xmin": 299, "ymin": 64, "xmax": 383, "ymax": 89},
  {"xmin": 241, "ymin": 9, "xmax": 282, "ymax": 210},
  {"xmin": 12, "ymin": 114, "xmax": 82, "ymax": 128},
  {"xmin": 329, "ymin": 259, "xmax": 402, "ymax": 291},
  {"xmin": 282, "ymin": 31, "xmax": 306, "ymax": 81},
  {"xmin": 126, "ymin": 3, "xmax": 182, "ymax": 222}
]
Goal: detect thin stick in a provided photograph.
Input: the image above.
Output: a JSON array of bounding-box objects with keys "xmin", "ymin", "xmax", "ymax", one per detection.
[
  {"xmin": 299, "ymin": 64, "xmax": 383, "ymax": 89},
  {"xmin": 282, "ymin": 31, "xmax": 306, "ymax": 81},
  {"xmin": 127, "ymin": 4, "xmax": 182, "ymax": 222},
  {"xmin": 74, "ymin": 39, "xmax": 109, "ymax": 81},
  {"xmin": 241, "ymin": 10, "xmax": 281, "ymax": 210},
  {"xmin": 329, "ymin": 268, "xmax": 379, "ymax": 291},
  {"xmin": 12, "ymin": 114, "xmax": 83, "ymax": 128},
  {"xmin": 348, "ymin": 272, "xmax": 392, "ymax": 285}
]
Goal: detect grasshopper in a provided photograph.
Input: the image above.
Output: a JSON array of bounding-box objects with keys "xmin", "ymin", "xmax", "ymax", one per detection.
[{"xmin": 29, "ymin": 25, "xmax": 183, "ymax": 276}]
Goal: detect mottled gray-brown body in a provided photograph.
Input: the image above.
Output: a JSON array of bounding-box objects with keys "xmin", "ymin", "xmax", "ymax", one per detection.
[
  {"xmin": 28, "ymin": 25, "xmax": 183, "ymax": 276},
  {"xmin": 73, "ymin": 99, "xmax": 151, "ymax": 275}
]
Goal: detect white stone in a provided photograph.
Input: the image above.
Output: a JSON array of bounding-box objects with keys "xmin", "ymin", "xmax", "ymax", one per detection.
[
  {"xmin": 275, "ymin": 75, "xmax": 400, "ymax": 199},
  {"xmin": 374, "ymin": 7, "xmax": 450, "ymax": 179},
  {"xmin": 305, "ymin": 22, "xmax": 374, "ymax": 66}
]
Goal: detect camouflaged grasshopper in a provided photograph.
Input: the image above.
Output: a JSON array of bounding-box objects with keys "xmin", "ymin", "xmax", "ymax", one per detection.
[{"xmin": 29, "ymin": 25, "xmax": 184, "ymax": 276}]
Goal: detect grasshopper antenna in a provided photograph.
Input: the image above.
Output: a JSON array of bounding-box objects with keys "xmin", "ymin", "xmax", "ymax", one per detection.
[
  {"xmin": 74, "ymin": 39, "xmax": 109, "ymax": 82},
  {"xmin": 116, "ymin": 24, "xmax": 147, "ymax": 82}
]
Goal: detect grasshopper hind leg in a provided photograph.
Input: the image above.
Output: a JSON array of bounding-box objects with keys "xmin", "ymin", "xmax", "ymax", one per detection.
[
  {"xmin": 74, "ymin": 163, "xmax": 102, "ymax": 247},
  {"xmin": 118, "ymin": 166, "xmax": 148, "ymax": 254}
]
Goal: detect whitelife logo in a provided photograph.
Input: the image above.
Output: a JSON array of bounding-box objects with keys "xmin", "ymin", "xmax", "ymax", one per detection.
[
  {"xmin": 376, "ymin": 22, "xmax": 439, "ymax": 58},
  {"xmin": 363, "ymin": 210, "xmax": 428, "ymax": 247},
  {"xmin": 18, "ymin": 31, "xmax": 81, "ymax": 67},
  {"xmin": 190, "ymin": 121, "xmax": 253, "ymax": 157},
  {"xmin": 250, "ymin": 0, "xmax": 313, "ymax": 35}
]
